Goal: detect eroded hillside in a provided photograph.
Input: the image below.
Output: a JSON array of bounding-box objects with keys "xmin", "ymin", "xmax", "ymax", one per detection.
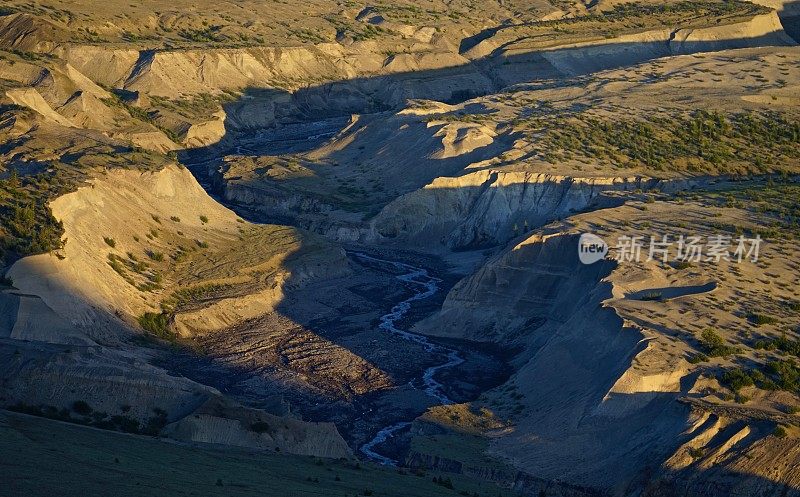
[
  {"xmin": 0, "ymin": 1, "xmax": 799, "ymax": 496},
  {"xmin": 410, "ymin": 182, "xmax": 800, "ymax": 495}
]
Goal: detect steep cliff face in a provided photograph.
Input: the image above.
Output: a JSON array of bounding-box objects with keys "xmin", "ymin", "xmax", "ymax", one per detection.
[
  {"xmin": 414, "ymin": 232, "xmax": 616, "ymax": 340},
  {"xmin": 182, "ymin": 109, "xmax": 227, "ymax": 147},
  {"xmin": 409, "ymin": 231, "xmax": 691, "ymax": 492},
  {"xmin": 4, "ymin": 7, "xmax": 789, "ymax": 108},
  {"xmin": 416, "ymin": 232, "xmax": 689, "ymax": 492},
  {"xmin": 526, "ymin": 12, "xmax": 794, "ymax": 78},
  {"xmin": 0, "ymin": 163, "xmax": 356, "ymax": 458},
  {"xmin": 415, "ymin": 186, "xmax": 800, "ymax": 495},
  {"xmin": 669, "ymin": 11, "xmax": 794, "ymax": 53},
  {"xmin": 8, "ymin": 165, "xmax": 242, "ymax": 332},
  {"xmin": 11, "ymin": 163, "xmax": 349, "ymax": 328},
  {"xmin": 371, "ymin": 172, "xmax": 688, "ymax": 251},
  {"xmin": 2, "ymin": 5, "xmax": 794, "ymax": 165},
  {"xmin": 55, "ymin": 43, "xmax": 485, "ymax": 104},
  {"xmin": 0, "ymin": 56, "xmax": 177, "ymax": 152},
  {"xmin": 644, "ymin": 412, "xmax": 800, "ymax": 496},
  {"xmin": 223, "ymin": 161, "xmax": 710, "ymax": 254},
  {"xmin": 162, "ymin": 397, "xmax": 353, "ymax": 458},
  {"xmin": 0, "ymin": 336, "xmax": 212, "ymax": 421}
]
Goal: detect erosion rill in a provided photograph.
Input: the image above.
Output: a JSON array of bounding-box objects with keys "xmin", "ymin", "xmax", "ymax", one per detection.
[{"xmin": 1, "ymin": 1, "xmax": 800, "ymax": 497}]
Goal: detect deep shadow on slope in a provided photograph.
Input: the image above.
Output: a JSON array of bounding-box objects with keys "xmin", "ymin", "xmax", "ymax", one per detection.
[
  {"xmin": 777, "ymin": 2, "xmax": 800, "ymax": 43},
  {"xmin": 149, "ymin": 28, "xmax": 797, "ymax": 492},
  {"xmin": 181, "ymin": 29, "xmax": 795, "ymax": 158},
  {"xmin": 180, "ymin": 32, "xmax": 796, "ymax": 235},
  {"xmin": 415, "ymin": 231, "xmax": 800, "ymax": 495},
  {"xmin": 155, "ymin": 234, "xmax": 514, "ymax": 450}
]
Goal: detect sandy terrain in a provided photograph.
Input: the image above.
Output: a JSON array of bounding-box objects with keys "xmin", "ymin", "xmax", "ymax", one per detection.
[{"xmin": 0, "ymin": 1, "xmax": 799, "ymax": 495}]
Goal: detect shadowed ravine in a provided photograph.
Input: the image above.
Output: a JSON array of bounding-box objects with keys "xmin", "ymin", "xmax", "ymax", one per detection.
[{"xmin": 351, "ymin": 252, "xmax": 464, "ymax": 465}]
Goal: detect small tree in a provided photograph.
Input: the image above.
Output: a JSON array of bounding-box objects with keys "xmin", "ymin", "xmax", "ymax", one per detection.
[{"xmin": 72, "ymin": 400, "xmax": 93, "ymax": 416}]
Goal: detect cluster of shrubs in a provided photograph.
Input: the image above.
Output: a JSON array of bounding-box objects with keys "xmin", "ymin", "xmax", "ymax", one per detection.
[
  {"xmin": 520, "ymin": 0, "xmax": 765, "ymax": 31},
  {"xmin": 749, "ymin": 313, "xmax": 779, "ymax": 326},
  {"xmin": 101, "ymin": 95, "xmax": 181, "ymax": 143},
  {"xmin": 163, "ymin": 283, "xmax": 230, "ymax": 312},
  {"xmin": 9, "ymin": 401, "xmax": 168, "ymax": 435},
  {"xmin": 691, "ymin": 324, "xmax": 800, "ymax": 396},
  {"xmin": 755, "ymin": 335, "xmax": 800, "ymax": 356},
  {"xmin": 178, "ymin": 26, "xmax": 226, "ymax": 43},
  {"xmin": 138, "ymin": 312, "xmax": 172, "ymax": 339},
  {"xmin": 688, "ymin": 329, "xmax": 740, "ymax": 363},
  {"xmin": 528, "ymin": 110, "xmax": 799, "ymax": 173},
  {"xmin": 720, "ymin": 360, "xmax": 800, "ymax": 394},
  {"xmin": 0, "ymin": 170, "xmax": 67, "ymax": 266},
  {"xmin": 137, "ymin": 282, "xmax": 234, "ymax": 339},
  {"xmin": 432, "ymin": 476, "xmax": 454, "ymax": 489},
  {"xmin": 250, "ymin": 421, "xmax": 272, "ymax": 434},
  {"xmin": 107, "ymin": 252, "xmax": 163, "ymax": 292}
]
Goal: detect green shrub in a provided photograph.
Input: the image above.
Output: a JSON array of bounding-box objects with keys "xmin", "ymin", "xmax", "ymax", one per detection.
[
  {"xmin": 699, "ymin": 328, "xmax": 738, "ymax": 357},
  {"xmin": 701, "ymin": 329, "xmax": 724, "ymax": 347},
  {"xmin": 103, "ymin": 237, "xmax": 116, "ymax": 248},
  {"xmin": 0, "ymin": 182, "xmax": 65, "ymax": 263},
  {"xmin": 146, "ymin": 250, "xmax": 164, "ymax": 262},
  {"xmin": 774, "ymin": 426, "xmax": 788, "ymax": 438},
  {"xmin": 749, "ymin": 313, "xmax": 778, "ymax": 326},
  {"xmin": 721, "ymin": 368, "xmax": 754, "ymax": 392},
  {"xmin": 432, "ymin": 477, "xmax": 454, "ymax": 489},
  {"xmin": 137, "ymin": 312, "xmax": 171, "ymax": 339},
  {"xmin": 136, "ymin": 281, "xmax": 161, "ymax": 292},
  {"xmin": 162, "ymin": 283, "xmax": 230, "ymax": 312},
  {"xmin": 199, "ymin": 215, "xmax": 209, "ymax": 224},
  {"xmin": 640, "ymin": 290, "xmax": 663, "ymax": 301},
  {"xmin": 107, "ymin": 254, "xmax": 127, "ymax": 276},
  {"xmin": 72, "ymin": 400, "xmax": 93, "ymax": 416},
  {"xmin": 688, "ymin": 447, "xmax": 704, "ymax": 458},
  {"xmin": 756, "ymin": 335, "xmax": 800, "ymax": 357},
  {"xmin": 250, "ymin": 421, "xmax": 272, "ymax": 434},
  {"xmin": 766, "ymin": 360, "xmax": 800, "ymax": 391},
  {"xmin": 142, "ymin": 408, "xmax": 168, "ymax": 435},
  {"xmin": 687, "ymin": 353, "xmax": 708, "ymax": 364},
  {"xmin": 110, "ymin": 415, "xmax": 140, "ymax": 433}
]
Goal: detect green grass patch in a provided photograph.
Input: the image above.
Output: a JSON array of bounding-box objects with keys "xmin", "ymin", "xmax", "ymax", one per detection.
[
  {"xmin": 0, "ymin": 411, "xmax": 507, "ymax": 497},
  {"xmin": 699, "ymin": 328, "xmax": 740, "ymax": 358},
  {"xmin": 137, "ymin": 312, "xmax": 172, "ymax": 339}
]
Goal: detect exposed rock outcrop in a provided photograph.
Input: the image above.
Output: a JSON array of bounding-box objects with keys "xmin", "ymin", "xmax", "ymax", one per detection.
[
  {"xmin": 528, "ymin": 12, "xmax": 795, "ymax": 78},
  {"xmin": 1, "ymin": 162, "xmax": 356, "ymax": 458},
  {"xmin": 162, "ymin": 397, "xmax": 353, "ymax": 458},
  {"xmin": 372, "ymin": 173, "xmax": 679, "ymax": 251}
]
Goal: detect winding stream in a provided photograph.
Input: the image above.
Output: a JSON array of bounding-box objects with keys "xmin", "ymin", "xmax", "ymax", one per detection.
[{"xmin": 351, "ymin": 252, "xmax": 465, "ymax": 465}]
